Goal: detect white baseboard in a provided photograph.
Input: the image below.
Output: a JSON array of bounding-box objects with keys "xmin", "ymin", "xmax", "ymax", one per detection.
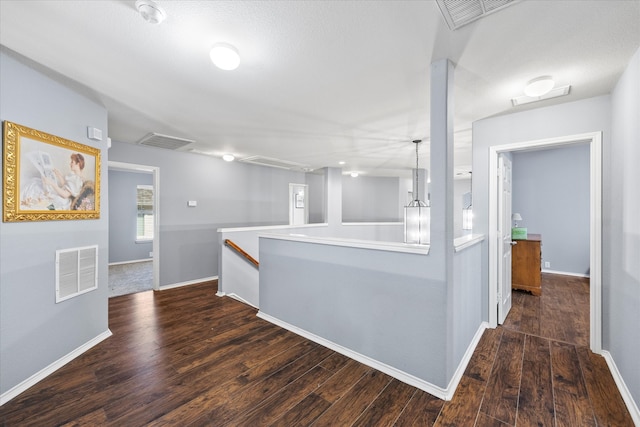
[
  {"xmin": 108, "ymin": 258, "xmax": 152, "ymax": 266},
  {"xmin": 159, "ymin": 276, "xmax": 217, "ymax": 291},
  {"xmin": 257, "ymin": 311, "xmax": 488, "ymax": 401},
  {"xmin": 0, "ymin": 329, "xmax": 113, "ymax": 406},
  {"xmin": 443, "ymin": 322, "xmax": 490, "ymax": 400},
  {"xmin": 216, "ymin": 291, "xmax": 258, "ymax": 309},
  {"xmin": 601, "ymin": 350, "xmax": 640, "ymax": 425},
  {"xmin": 541, "ymin": 269, "xmax": 589, "ymax": 278}
]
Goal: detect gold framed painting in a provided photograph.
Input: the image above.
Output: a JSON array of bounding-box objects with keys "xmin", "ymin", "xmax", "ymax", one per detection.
[{"xmin": 3, "ymin": 121, "xmax": 101, "ymax": 222}]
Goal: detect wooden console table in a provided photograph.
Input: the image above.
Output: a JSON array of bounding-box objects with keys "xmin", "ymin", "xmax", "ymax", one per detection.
[{"xmin": 512, "ymin": 233, "xmax": 542, "ymax": 296}]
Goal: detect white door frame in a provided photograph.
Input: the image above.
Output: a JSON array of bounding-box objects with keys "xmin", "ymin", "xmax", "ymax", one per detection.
[
  {"xmin": 289, "ymin": 183, "xmax": 309, "ymax": 225},
  {"xmin": 488, "ymin": 131, "xmax": 602, "ymax": 353},
  {"xmin": 108, "ymin": 161, "xmax": 160, "ymax": 291}
]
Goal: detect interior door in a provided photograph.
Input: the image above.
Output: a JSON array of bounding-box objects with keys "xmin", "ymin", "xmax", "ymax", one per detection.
[
  {"xmin": 497, "ymin": 154, "xmax": 513, "ymax": 324},
  {"xmin": 289, "ymin": 183, "xmax": 308, "ymax": 225}
]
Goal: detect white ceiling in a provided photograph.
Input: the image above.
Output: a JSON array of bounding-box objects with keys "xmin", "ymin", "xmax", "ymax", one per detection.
[{"xmin": 1, "ymin": 0, "xmax": 638, "ymax": 178}]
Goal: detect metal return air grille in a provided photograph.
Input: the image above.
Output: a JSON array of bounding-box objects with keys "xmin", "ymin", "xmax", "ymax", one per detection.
[
  {"xmin": 137, "ymin": 132, "xmax": 195, "ymax": 150},
  {"xmin": 436, "ymin": 0, "xmax": 520, "ymax": 30},
  {"xmin": 239, "ymin": 155, "xmax": 309, "ymax": 171}
]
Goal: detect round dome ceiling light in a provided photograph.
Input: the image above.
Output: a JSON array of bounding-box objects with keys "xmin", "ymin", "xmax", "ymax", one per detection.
[
  {"xmin": 222, "ymin": 154, "xmax": 235, "ymax": 162},
  {"xmin": 524, "ymin": 76, "xmax": 555, "ymax": 97},
  {"xmin": 210, "ymin": 43, "xmax": 241, "ymax": 71},
  {"xmin": 135, "ymin": 0, "xmax": 166, "ymax": 25}
]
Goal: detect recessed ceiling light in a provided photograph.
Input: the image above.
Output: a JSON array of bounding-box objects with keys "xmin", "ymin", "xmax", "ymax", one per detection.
[
  {"xmin": 350, "ymin": 172, "xmax": 359, "ymax": 178},
  {"xmin": 210, "ymin": 43, "xmax": 240, "ymax": 71},
  {"xmin": 338, "ymin": 161, "xmax": 346, "ymax": 165},
  {"xmin": 222, "ymin": 154, "xmax": 235, "ymax": 162},
  {"xmin": 524, "ymin": 76, "xmax": 555, "ymax": 97},
  {"xmin": 135, "ymin": 0, "xmax": 166, "ymax": 25}
]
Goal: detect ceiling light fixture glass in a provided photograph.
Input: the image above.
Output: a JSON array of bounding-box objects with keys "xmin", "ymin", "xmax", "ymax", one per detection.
[
  {"xmin": 222, "ymin": 154, "xmax": 235, "ymax": 162},
  {"xmin": 135, "ymin": 0, "xmax": 166, "ymax": 25},
  {"xmin": 524, "ymin": 76, "xmax": 555, "ymax": 97},
  {"xmin": 404, "ymin": 140, "xmax": 430, "ymax": 245},
  {"xmin": 210, "ymin": 43, "xmax": 241, "ymax": 71},
  {"xmin": 350, "ymin": 172, "xmax": 359, "ymax": 178}
]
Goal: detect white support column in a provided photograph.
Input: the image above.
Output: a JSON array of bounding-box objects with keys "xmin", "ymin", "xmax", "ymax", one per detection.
[
  {"xmin": 429, "ymin": 59, "xmax": 455, "ymax": 264},
  {"xmin": 325, "ymin": 167, "xmax": 343, "ymax": 232}
]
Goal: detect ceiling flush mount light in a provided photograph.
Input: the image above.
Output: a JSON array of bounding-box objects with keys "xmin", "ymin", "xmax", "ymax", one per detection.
[
  {"xmin": 523, "ymin": 76, "xmax": 555, "ymax": 97},
  {"xmin": 404, "ymin": 140, "xmax": 430, "ymax": 245},
  {"xmin": 210, "ymin": 43, "xmax": 240, "ymax": 71},
  {"xmin": 350, "ymin": 172, "xmax": 359, "ymax": 178},
  {"xmin": 222, "ymin": 154, "xmax": 235, "ymax": 162},
  {"xmin": 135, "ymin": 0, "xmax": 166, "ymax": 25}
]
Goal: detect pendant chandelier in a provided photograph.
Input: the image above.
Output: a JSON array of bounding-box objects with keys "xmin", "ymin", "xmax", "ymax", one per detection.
[{"xmin": 404, "ymin": 140, "xmax": 430, "ymax": 244}]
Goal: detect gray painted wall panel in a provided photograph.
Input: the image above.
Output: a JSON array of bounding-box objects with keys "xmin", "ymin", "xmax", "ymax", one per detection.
[
  {"xmin": 108, "ymin": 169, "xmax": 153, "ymax": 263},
  {"xmin": 609, "ymin": 47, "xmax": 640, "ymax": 410},
  {"xmin": 108, "ymin": 141, "xmax": 307, "ymax": 285},
  {"xmin": 473, "ymin": 95, "xmax": 611, "ymax": 322},
  {"xmin": 512, "ymin": 145, "xmax": 590, "ymax": 275},
  {"xmin": 0, "ymin": 47, "xmax": 109, "ymax": 395},
  {"xmin": 306, "ymin": 171, "xmax": 325, "ymax": 223},
  {"xmin": 342, "ymin": 175, "xmax": 401, "ymax": 222},
  {"xmin": 259, "ymin": 237, "xmax": 449, "ymax": 386}
]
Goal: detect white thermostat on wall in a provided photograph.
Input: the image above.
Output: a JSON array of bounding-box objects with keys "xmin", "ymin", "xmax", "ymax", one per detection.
[{"xmin": 187, "ymin": 200, "xmax": 197, "ymax": 207}]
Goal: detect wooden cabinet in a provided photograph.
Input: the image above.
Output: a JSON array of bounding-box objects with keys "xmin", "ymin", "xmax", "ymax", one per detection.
[{"xmin": 511, "ymin": 234, "xmax": 542, "ymax": 296}]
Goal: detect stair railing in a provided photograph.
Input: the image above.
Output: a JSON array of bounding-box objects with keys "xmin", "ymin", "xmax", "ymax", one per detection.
[{"xmin": 224, "ymin": 239, "xmax": 259, "ymax": 268}]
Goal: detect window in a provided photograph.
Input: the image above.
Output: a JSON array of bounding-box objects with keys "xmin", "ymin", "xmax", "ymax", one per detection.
[{"xmin": 137, "ymin": 185, "xmax": 154, "ymax": 241}]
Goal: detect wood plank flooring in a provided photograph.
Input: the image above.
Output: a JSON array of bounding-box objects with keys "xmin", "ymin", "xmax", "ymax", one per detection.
[{"xmin": 0, "ymin": 274, "xmax": 634, "ymax": 426}]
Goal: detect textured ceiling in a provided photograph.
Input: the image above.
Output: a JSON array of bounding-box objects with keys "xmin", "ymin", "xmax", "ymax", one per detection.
[{"xmin": 1, "ymin": 0, "xmax": 638, "ymax": 178}]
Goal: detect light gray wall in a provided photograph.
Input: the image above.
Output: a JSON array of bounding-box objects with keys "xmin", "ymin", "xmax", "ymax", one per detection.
[
  {"xmin": 305, "ymin": 170, "xmax": 325, "ymax": 223},
  {"xmin": 0, "ymin": 47, "xmax": 109, "ymax": 396},
  {"xmin": 342, "ymin": 175, "xmax": 402, "ymax": 222},
  {"xmin": 108, "ymin": 141, "xmax": 307, "ymax": 286},
  {"xmin": 609, "ymin": 47, "xmax": 640, "ymax": 409},
  {"xmin": 454, "ymin": 178, "xmax": 471, "ymax": 238},
  {"xmin": 108, "ymin": 169, "xmax": 153, "ymax": 263},
  {"xmin": 512, "ymin": 145, "xmax": 590, "ymax": 275},
  {"xmin": 473, "ymin": 95, "xmax": 611, "ymax": 322},
  {"xmin": 474, "ymin": 80, "xmax": 640, "ymax": 410},
  {"xmin": 259, "ymin": 237, "xmax": 449, "ymax": 387}
]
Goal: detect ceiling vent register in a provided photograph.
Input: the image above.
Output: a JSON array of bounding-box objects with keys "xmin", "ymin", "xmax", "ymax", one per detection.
[
  {"xmin": 436, "ymin": 0, "xmax": 520, "ymax": 30},
  {"xmin": 239, "ymin": 156, "xmax": 310, "ymax": 171},
  {"xmin": 137, "ymin": 132, "xmax": 195, "ymax": 150}
]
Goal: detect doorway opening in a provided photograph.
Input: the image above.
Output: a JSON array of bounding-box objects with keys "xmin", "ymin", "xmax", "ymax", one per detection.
[
  {"xmin": 108, "ymin": 161, "xmax": 160, "ymax": 293},
  {"xmin": 289, "ymin": 183, "xmax": 309, "ymax": 226},
  {"xmin": 488, "ymin": 132, "xmax": 602, "ymax": 353}
]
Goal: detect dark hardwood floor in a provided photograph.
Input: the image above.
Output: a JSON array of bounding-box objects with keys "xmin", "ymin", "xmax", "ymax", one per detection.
[{"xmin": 0, "ymin": 274, "xmax": 634, "ymax": 426}]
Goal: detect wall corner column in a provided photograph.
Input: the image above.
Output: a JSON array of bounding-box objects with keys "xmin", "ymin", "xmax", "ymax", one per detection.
[{"xmin": 325, "ymin": 167, "xmax": 343, "ymax": 231}]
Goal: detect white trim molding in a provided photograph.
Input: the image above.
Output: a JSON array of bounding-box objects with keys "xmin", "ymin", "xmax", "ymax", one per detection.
[
  {"xmin": 488, "ymin": 132, "xmax": 602, "ymax": 353},
  {"xmin": 216, "ymin": 291, "xmax": 258, "ymax": 309},
  {"xmin": 159, "ymin": 276, "xmax": 217, "ymax": 291},
  {"xmin": 601, "ymin": 351, "xmax": 640, "ymax": 425},
  {"xmin": 541, "ymin": 269, "xmax": 589, "ymax": 278},
  {"xmin": 257, "ymin": 311, "xmax": 488, "ymax": 401},
  {"xmin": 0, "ymin": 330, "xmax": 113, "ymax": 406}
]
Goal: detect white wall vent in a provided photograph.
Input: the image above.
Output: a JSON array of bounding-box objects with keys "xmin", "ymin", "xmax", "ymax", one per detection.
[
  {"xmin": 137, "ymin": 132, "xmax": 195, "ymax": 150},
  {"xmin": 436, "ymin": 0, "xmax": 520, "ymax": 30},
  {"xmin": 56, "ymin": 245, "xmax": 98, "ymax": 303}
]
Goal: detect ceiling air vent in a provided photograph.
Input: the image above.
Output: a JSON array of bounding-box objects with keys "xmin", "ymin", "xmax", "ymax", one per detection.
[
  {"xmin": 436, "ymin": 0, "xmax": 520, "ymax": 30},
  {"xmin": 137, "ymin": 132, "xmax": 195, "ymax": 150},
  {"xmin": 239, "ymin": 156, "xmax": 309, "ymax": 171}
]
